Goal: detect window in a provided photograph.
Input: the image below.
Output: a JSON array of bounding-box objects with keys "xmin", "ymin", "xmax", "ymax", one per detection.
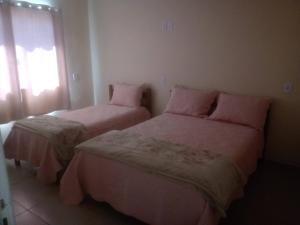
[{"xmin": 0, "ymin": 2, "xmax": 69, "ymax": 123}]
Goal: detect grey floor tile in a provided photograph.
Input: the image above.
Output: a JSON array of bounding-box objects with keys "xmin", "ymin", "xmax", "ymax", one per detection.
[
  {"xmin": 16, "ymin": 211, "xmax": 48, "ymax": 225},
  {"xmin": 13, "ymin": 201, "xmax": 27, "ymax": 216}
]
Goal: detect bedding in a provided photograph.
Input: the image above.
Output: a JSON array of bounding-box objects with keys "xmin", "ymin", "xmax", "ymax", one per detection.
[
  {"xmin": 73, "ymin": 130, "xmax": 246, "ymax": 216},
  {"xmin": 13, "ymin": 115, "xmax": 87, "ymax": 161},
  {"xmin": 209, "ymin": 93, "xmax": 271, "ymax": 130},
  {"xmin": 4, "ymin": 104, "xmax": 150, "ymax": 183},
  {"xmin": 165, "ymin": 86, "xmax": 218, "ymax": 117},
  {"xmin": 60, "ymin": 113, "xmax": 264, "ymax": 225},
  {"xmin": 109, "ymin": 83, "xmax": 143, "ymax": 107}
]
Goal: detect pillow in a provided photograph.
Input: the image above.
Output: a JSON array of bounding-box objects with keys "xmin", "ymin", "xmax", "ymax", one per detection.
[
  {"xmin": 110, "ymin": 83, "xmax": 143, "ymax": 107},
  {"xmin": 164, "ymin": 86, "xmax": 218, "ymax": 117},
  {"xmin": 209, "ymin": 93, "xmax": 271, "ymax": 130}
]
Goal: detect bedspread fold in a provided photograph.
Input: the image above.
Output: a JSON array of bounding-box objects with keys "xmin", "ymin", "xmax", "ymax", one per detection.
[
  {"xmin": 75, "ymin": 130, "xmax": 246, "ymax": 216},
  {"xmin": 14, "ymin": 115, "xmax": 87, "ymax": 161}
]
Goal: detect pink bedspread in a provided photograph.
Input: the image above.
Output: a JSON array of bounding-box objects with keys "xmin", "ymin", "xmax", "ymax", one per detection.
[
  {"xmin": 4, "ymin": 104, "xmax": 150, "ymax": 183},
  {"xmin": 60, "ymin": 113, "xmax": 264, "ymax": 225}
]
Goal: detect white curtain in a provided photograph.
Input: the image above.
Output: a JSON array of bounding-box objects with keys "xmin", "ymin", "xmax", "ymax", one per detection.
[
  {"xmin": 0, "ymin": 3, "xmax": 69, "ymax": 123},
  {"xmin": 0, "ymin": 3, "xmax": 21, "ymax": 122}
]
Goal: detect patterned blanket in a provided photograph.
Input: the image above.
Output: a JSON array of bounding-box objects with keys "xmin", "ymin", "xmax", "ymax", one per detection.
[
  {"xmin": 14, "ymin": 115, "xmax": 87, "ymax": 161},
  {"xmin": 75, "ymin": 130, "xmax": 246, "ymax": 216}
]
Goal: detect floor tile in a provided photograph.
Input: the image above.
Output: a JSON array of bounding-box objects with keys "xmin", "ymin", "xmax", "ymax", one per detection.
[
  {"xmin": 30, "ymin": 193, "xmax": 97, "ymax": 225},
  {"xmin": 15, "ymin": 211, "xmax": 48, "ymax": 225},
  {"xmin": 11, "ymin": 176, "xmax": 57, "ymax": 209},
  {"xmin": 83, "ymin": 200, "xmax": 145, "ymax": 225},
  {"xmin": 13, "ymin": 201, "xmax": 27, "ymax": 216},
  {"xmin": 220, "ymin": 161, "xmax": 300, "ymax": 225},
  {"xmin": 6, "ymin": 160, "xmax": 36, "ymax": 185}
]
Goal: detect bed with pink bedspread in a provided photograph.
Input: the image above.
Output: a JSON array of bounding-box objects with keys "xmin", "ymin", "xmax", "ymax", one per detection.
[
  {"xmin": 4, "ymin": 104, "xmax": 150, "ymax": 183},
  {"xmin": 60, "ymin": 113, "xmax": 264, "ymax": 225}
]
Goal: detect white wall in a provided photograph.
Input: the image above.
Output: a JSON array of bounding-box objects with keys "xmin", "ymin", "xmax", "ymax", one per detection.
[
  {"xmin": 45, "ymin": 0, "xmax": 94, "ymax": 109},
  {"xmin": 58, "ymin": 0, "xmax": 94, "ymax": 109},
  {"xmin": 88, "ymin": 0, "xmax": 300, "ymax": 165}
]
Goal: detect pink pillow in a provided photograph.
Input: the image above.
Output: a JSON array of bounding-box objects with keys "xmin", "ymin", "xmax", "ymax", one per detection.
[
  {"xmin": 110, "ymin": 83, "xmax": 143, "ymax": 107},
  {"xmin": 165, "ymin": 86, "xmax": 218, "ymax": 117},
  {"xmin": 209, "ymin": 93, "xmax": 271, "ymax": 130}
]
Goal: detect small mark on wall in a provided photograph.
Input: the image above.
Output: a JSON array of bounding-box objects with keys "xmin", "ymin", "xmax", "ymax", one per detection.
[
  {"xmin": 283, "ymin": 82, "xmax": 293, "ymax": 94},
  {"xmin": 161, "ymin": 20, "xmax": 175, "ymax": 32}
]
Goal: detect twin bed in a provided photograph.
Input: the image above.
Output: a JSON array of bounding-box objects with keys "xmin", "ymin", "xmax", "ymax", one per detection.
[
  {"xmin": 4, "ymin": 84, "xmax": 151, "ymax": 183},
  {"xmin": 4, "ymin": 84, "xmax": 271, "ymax": 225}
]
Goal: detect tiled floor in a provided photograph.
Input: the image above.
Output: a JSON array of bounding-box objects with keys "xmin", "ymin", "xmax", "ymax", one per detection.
[
  {"xmin": 6, "ymin": 160, "xmax": 300, "ymax": 225},
  {"xmin": 7, "ymin": 160, "xmax": 145, "ymax": 225},
  {"xmin": 220, "ymin": 161, "xmax": 300, "ymax": 225}
]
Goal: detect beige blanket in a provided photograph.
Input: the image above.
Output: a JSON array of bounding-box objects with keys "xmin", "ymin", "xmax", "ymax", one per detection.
[
  {"xmin": 14, "ymin": 115, "xmax": 87, "ymax": 161},
  {"xmin": 76, "ymin": 130, "xmax": 246, "ymax": 216}
]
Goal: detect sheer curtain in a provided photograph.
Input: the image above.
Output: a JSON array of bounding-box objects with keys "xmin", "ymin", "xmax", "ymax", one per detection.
[
  {"xmin": 0, "ymin": 3, "xmax": 69, "ymax": 123},
  {"xmin": 0, "ymin": 3, "xmax": 22, "ymax": 122}
]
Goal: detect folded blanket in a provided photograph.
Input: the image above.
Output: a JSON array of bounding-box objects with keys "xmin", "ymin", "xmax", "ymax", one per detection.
[
  {"xmin": 75, "ymin": 130, "xmax": 246, "ymax": 216},
  {"xmin": 14, "ymin": 115, "xmax": 87, "ymax": 161}
]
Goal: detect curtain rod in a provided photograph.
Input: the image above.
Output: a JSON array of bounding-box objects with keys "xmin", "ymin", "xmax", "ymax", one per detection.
[{"xmin": 0, "ymin": 0, "xmax": 59, "ymax": 12}]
